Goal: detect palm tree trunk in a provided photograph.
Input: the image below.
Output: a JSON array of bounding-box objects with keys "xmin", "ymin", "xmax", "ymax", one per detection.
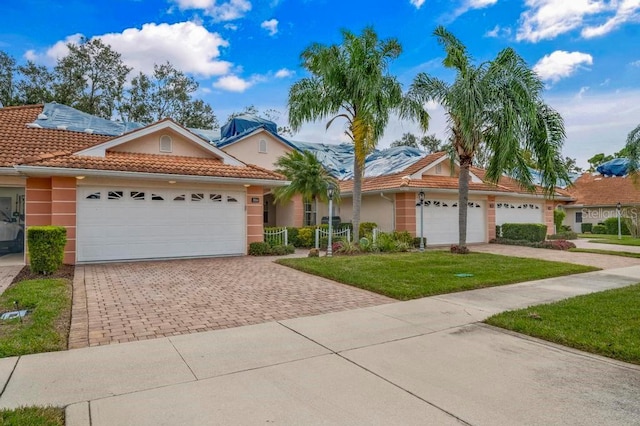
[
  {"xmin": 352, "ymin": 158, "xmax": 363, "ymax": 241},
  {"xmin": 458, "ymin": 156, "xmax": 472, "ymax": 248}
]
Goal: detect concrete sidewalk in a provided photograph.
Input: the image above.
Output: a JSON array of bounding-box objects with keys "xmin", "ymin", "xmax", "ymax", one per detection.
[
  {"xmin": 1, "ymin": 267, "xmax": 640, "ymax": 425},
  {"xmin": 573, "ymin": 237, "xmax": 640, "ymax": 253}
]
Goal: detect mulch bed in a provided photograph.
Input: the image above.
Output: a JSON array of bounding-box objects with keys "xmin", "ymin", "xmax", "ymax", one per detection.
[{"xmin": 10, "ymin": 264, "xmax": 75, "ymax": 285}]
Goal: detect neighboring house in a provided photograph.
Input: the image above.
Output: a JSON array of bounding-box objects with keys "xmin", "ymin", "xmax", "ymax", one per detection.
[
  {"xmin": 0, "ymin": 104, "xmax": 286, "ymax": 264},
  {"xmin": 337, "ymin": 152, "xmax": 571, "ymax": 244},
  {"xmin": 564, "ymin": 173, "xmax": 639, "ymax": 232}
]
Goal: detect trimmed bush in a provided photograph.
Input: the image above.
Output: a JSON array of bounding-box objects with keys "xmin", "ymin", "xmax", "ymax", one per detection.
[
  {"xmin": 581, "ymin": 223, "xmax": 593, "ymax": 233},
  {"xmin": 592, "ymin": 224, "xmax": 607, "ymax": 234},
  {"xmin": 27, "ymin": 226, "xmax": 67, "ymax": 274},
  {"xmin": 495, "ymin": 225, "xmax": 502, "ymax": 238},
  {"xmin": 359, "ymin": 222, "xmax": 377, "ymax": 237},
  {"xmin": 603, "ymin": 217, "xmax": 630, "ymax": 235},
  {"xmin": 296, "ymin": 227, "xmax": 315, "ymax": 248},
  {"xmin": 249, "ymin": 242, "xmax": 271, "ymax": 256},
  {"xmin": 492, "ymin": 237, "xmax": 575, "ymax": 250},
  {"xmin": 501, "ymin": 223, "xmax": 547, "ymax": 242},
  {"xmin": 548, "ymin": 231, "xmax": 578, "ymax": 240},
  {"xmin": 413, "ymin": 237, "xmax": 427, "ymax": 248}
]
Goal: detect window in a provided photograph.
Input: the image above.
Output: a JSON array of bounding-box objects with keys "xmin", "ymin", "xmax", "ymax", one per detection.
[
  {"xmin": 151, "ymin": 194, "xmax": 164, "ymax": 201},
  {"xmin": 435, "ymin": 163, "xmax": 442, "ymax": 174},
  {"xmin": 130, "ymin": 191, "xmax": 145, "ymax": 201},
  {"xmin": 304, "ymin": 201, "xmax": 316, "ymax": 226},
  {"xmin": 575, "ymin": 212, "xmax": 583, "ymax": 223},
  {"xmin": 227, "ymin": 196, "xmax": 238, "ymax": 203},
  {"xmin": 191, "ymin": 193, "xmax": 204, "ymax": 202},
  {"xmin": 159, "ymin": 135, "xmax": 172, "ymax": 153},
  {"xmin": 85, "ymin": 192, "xmax": 100, "ymax": 200},
  {"xmin": 263, "ymin": 200, "xmax": 269, "ymax": 223},
  {"xmin": 108, "ymin": 191, "xmax": 123, "ymax": 200},
  {"xmin": 173, "ymin": 194, "xmax": 186, "ymax": 201},
  {"xmin": 258, "ymin": 139, "xmax": 267, "ymax": 153},
  {"xmin": 210, "ymin": 194, "xmax": 222, "ymax": 202}
]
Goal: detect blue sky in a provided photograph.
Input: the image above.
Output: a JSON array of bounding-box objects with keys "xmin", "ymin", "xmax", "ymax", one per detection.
[{"xmin": 2, "ymin": 0, "xmax": 640, "ymax": 168}]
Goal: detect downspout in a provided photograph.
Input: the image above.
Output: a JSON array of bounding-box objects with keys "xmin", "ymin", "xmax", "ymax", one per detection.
[{"xmin": 380, "ymin": 193, "xmax": 395, "ymax": 231}]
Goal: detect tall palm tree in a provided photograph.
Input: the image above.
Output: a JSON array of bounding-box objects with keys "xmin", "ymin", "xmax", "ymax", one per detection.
[
  {"xmin": 407, "ymin": 26, "xmax": 568, "ymax": 250},
  {"xmin": 273, "ymin": 150, "xmax": 338, "ymax": 205},
  {"xmin": 625, "ymin": 124, "xmax": 640, "ymax": 175},
  {"xmin": 288, "ymin": 27, "xmax": 429, "ymax": 240}
]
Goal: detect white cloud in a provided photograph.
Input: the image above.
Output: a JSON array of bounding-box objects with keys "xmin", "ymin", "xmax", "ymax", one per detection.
[
  {"xmin": 171, "ymin": 0, "xmax": 252, "ymax": 22},
  {"xmin": 261, "ymin": 19, "xmax": 279, "ymax": 36},
  {"xmin": 451, "ymin": 0, "xmax": 498, "ymax": 19},
  {"xmin": 576, "ymin": 86, "xmax": 590, "ymax": 99},
  {"xmin": 224, "ymin": 23, "xmax": 238, "ymax": 30},
  {"xmin": 30, "ymin": 23, "xmax": 232, "ymax": 77},
  {"xmin": 533, "ymin": 50, "xmax": 593, "ymax": 83},
  {"xmin": 213, "ymin": 73, "xmax": 265, "ymax": 92},
  {"xmin": 25, "ymin": 33, "xmax": 84, "ymax": 65},
  {"xmin": 631, "ymin": 60, "xmax": 640, "ymax": 67},
  {"xmin": 484, "ymin": 24, "xmax": 511, "ymax": 38},
  {"xmin": 517, "ymin": 0, "xmax": 640, "ymax": 42},
  {"xmin": 582, "ymin": 0, "xmax": 640, "ymax": 38},
  {"xmin": 410, "ymin": 0, "xmax": 426, "ymax": 9},
  {"xmin": 275, "ymin": 68, "xmax": 294, "ymax": 78}
]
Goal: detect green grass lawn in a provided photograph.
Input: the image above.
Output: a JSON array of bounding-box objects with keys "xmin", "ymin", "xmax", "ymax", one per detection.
[
  {"xmin": 579, "ymin": 234, "xmax": 640, "ymax": 246},
  {"xmin": 277, "ymin": 252, "xmax": 597, "ymax": 300},
  {"xmin": 570, "ymin": 248, "xmax": 640, "ymax": 258},
  {"xmin": 486, "ymin": 284, "xmax": 640, "ymax": 365},
  {"xmin": 0, "ymin": 278, "xmax": 72, "ymax": 358},
  {"xmin": 0, "ymin": 406, "xmax": 64, "ymax": 426}
]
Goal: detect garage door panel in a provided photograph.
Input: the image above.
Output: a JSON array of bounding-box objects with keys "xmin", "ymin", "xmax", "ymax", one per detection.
[
  {"xmin": 417, "ymin": 198, "xmax": 486, "ymax": 245},
  {"xmin": 496, "ymin": 201, "xmax": 543, "ymax": 225},
  {"xmin": 77, "ymin": 187, "xmax": 246, "ymax": 262}
]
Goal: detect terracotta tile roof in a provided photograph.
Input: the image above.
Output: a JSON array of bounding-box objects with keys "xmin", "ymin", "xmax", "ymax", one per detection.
[
  {"xmin": 401, "ymin": 151, "xmax": 447, "ymax": 175},
  {"xmin": 22, "ymin": 151, "xmax": 285, "ymax": 180},
  {"xmin": 566, "ymin": 173, "xmax": 640, "ymax": 206},
  {"xmin": 0, "ymin": 104, "xmax": 284, "ymax": 181},
  {"xmin": 0, "ymin": 105, "xmax": 109, "ymax": 167}
]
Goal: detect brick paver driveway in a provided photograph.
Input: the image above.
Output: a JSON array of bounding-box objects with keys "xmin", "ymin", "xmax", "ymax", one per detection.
[{"xmin": 69, "ymin": 255, "xmax": 392, "ymax": 348}]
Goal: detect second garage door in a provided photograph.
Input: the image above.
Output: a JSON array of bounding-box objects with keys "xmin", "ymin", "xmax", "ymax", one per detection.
[
  {"xmin": 496, "ymin": 200, "xmax": 543, "ymax": 226},
  {"xmin": 417, "ymin": 198, "xmax": 486, "ymax": 245},
  {"xmin": 77, "ymin": 186, "xmax": 246, "ymax": 262}
]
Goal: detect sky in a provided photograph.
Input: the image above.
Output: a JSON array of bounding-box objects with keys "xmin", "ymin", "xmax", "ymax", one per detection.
[{"xmin": 1, "ymin": 0, "xmax": 640, "ymax": 168}]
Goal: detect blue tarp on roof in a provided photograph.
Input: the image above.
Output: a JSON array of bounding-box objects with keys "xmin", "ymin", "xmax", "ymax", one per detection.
[
  {"xmin": 31, "ymin": 103, "xmax": 143, "ymax": 136},
  {"xmin": 220, "ymin": 114, "xmax": 277, "ymax": 139},
  {"xmin": 596, "ymin": 158, "xmax": 630, "ymax": 177}
]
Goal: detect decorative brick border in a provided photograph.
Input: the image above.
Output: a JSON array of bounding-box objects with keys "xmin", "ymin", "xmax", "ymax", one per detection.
[{"xmin": 68, "ymin": 266, "xmax": 89, "ymax": 349}]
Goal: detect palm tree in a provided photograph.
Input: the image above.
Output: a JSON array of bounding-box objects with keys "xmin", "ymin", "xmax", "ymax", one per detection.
[
  {"xmin": 288, "ymin": 27, "xmax": 429, "ymax": 240},
  {"xmin": 625, "ymin": 124, "xmax": 640, "ymax": 175},
  {"xmin": 273, "ymin": 150, "xmax": 338, "ymax": 205},
  {"xmin": 407, "ymin": 26, "xmax": 568, "ymax": 251}
]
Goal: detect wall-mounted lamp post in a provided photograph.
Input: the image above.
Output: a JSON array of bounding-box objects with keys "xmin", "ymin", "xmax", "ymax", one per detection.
[
  {"xmin": 327, "ymin": 184, "xmax": 334, "ymax": 257},
  {"xmin": 419, "ymin": 191, "xmax": 425, "ymax": 252},
  {"xmin": 617, "ymin": 202, "xmax": 622, "ymax": 240}
]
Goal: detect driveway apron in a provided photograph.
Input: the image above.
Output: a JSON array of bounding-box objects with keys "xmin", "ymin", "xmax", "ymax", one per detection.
[{"xmin": 71, "ymin": 256, "xmax": 392, "ymax": 348}]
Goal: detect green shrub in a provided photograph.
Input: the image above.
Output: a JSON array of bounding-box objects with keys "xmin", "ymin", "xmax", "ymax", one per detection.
[
  {"xmin": 338, "ymin": 223, "xmax": 353, "ymax": 233},
  {"xmin": 27, "ymin": 226, "xmax": 67, "ymax": 274},
  {"xmin": 249, "ymin": 242, "xmax": 271, "ymax": 256},
  {"xmin": 548, "ymin": 231, "xmax": 578, "ymax": 240},
  {"xmin": 501, "ymin": 223, "xmax": 547, "ymax": 242},
  {"xmin": 495, "ymin": 225, "xmax": 502, "ymax": 238},
  {"xmin": 603, "ymin": 217, "xmax": 630, "ymax": 235},
  {"xmin": 296, "ymin": 227, "xmax": 315, "ymax": 248},
  {"xmin": 553, "ymin": 209, "xmax": 566, "ymax": 232},
  {"xmin": 592, "ymin": 224, "xmax": 607, "ymax": 234},
  {"xmin": 391, "ymin": 231, "xmax": 413, "ymax": 245},
  {"xmin": 359, "ymin": 222, "xmax": 377, "ymax": 237},
  {"xmin": 581, "ymin": 223, "xmax": 593, "ymax": 233},
  {"xmin": 286, "ymin": 227, "xmax": 299, "ymax": 246},
  {"xmin": 492, "ymin": 238, "xmax": 575, "ymax": 250}
]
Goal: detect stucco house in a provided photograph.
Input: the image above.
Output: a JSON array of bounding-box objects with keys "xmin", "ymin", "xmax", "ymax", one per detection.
[
  {"xmin": 563, "ymin": 173, "xmax": 639, "ymax": 232},
  {"xmin": 0, "ymin": 104, "xmax": 286, "ymax": 264},
  {"xmin": 1, "ymin": 102, "xmax": 571, "ymax": 265}
]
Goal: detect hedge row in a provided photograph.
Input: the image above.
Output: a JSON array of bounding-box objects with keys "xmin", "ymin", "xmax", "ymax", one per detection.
[
  {"xmin": 501, "ymin": 223, "xmax": 548, "ymax": 242},
  {"xmin": 27, "ymin": 226, "xmax": 67, "ymax": 274}
]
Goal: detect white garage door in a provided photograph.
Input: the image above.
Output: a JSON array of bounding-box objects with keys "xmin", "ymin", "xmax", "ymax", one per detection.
[
  {"xmin": 417, "ymin": 198, "xmax": 486, "ymax": 245},
  {"xmin": 496, "ymin": 201, "xmax": 543, "ymax": 225},
  {"xmin": 77, "ymin": 186, "xmax": 245, "ymax": 262}
]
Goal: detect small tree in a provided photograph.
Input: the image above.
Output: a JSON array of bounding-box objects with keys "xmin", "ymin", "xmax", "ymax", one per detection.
[
  {"xmin": 273, "ymin": 150, "xmax": 338, "ymax": 205},
  {"xmin": 553, "ymin": 209, "xmax": 566, "ymax": 233}
]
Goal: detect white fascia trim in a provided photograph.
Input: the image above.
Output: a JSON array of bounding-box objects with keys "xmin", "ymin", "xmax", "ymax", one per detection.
[
  {"xmin": 409, "ymin": 156, "xmax": 483, "ymax": 183},
  {"xmin": 14, "ymin": 166, "xmax": 289, "ymax": 187},
  {"xmin": 0, "ymin": 167, "xmax": 21, "ymax": 176},
  {"xmin": 341, "ymin": 187, "xmax": 572, "ymax": 200},
  {"xmin": 74, "ymin": 121, "xmax": 244, "ymax": 166}
]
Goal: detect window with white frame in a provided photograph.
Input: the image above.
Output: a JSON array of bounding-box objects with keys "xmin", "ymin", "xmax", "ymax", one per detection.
[
  {"xmin": 304, "ymin": 200, "xmax": 316, "ymax": 226},
  {"xmin": 258, "ymin": 139, "xmax": 267, "ymax": 153},
  {"xmin": 159, "ymin": 135, "xmax": 173, "ymax": 153}
]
